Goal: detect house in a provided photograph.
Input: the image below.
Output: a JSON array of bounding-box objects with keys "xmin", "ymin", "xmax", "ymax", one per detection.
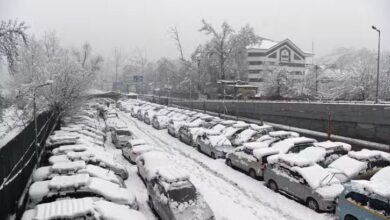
[{"xmin": 246, "ymin": 38, "xmax": 313, "ymax": 92}]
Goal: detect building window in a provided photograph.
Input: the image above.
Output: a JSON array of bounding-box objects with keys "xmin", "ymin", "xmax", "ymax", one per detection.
[
  {"xmin": 248, "ymin": 69, "xmax": 261, "ymax": 74},
  {"xmin": 248, "ymin": 61, "xmax": 263, "ymax": 65},
  {"xmin": 249, "ymin": 78, "xmax": 264, "ymax": 82},
  {"xmin": 291, "ymin": 71, "xmax": 304, "ymax": 75},
  {"xmin": 268, "ymin": 52, "xmax": 277, "ymax": 59},
  {"xmin": 280, "ymin": 49, "xmax": 290, "ymax": 63}
]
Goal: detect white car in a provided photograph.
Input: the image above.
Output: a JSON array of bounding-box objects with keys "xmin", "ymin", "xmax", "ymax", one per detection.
[
  {"xmin": 27, "ymin": 174, "xmax": 138, "ymax": 209},
  {"xmin": 123, "ymin": 144, "xmax": 161, "ymax": 164},
  {"xmin": 21, "ymin": 197, "xmax": 147, "ymax": 220},
  {"xmin": 33, "ymin": 160, "xmax": 123, "ymax": 185}
]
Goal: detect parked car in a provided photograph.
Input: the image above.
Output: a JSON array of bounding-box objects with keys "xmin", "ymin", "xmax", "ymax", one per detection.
[
  {"xmin": 152, "ymin": 111, "xmax": 183, "ymax": 130},
  {"xmin": 196, "ymin": 132, "xmax": 234, "ymax": 159},
  {"xmin": 147, "ymin": 167, "xmax": 215, "ymax": 220},
  {"xmin": 48, "ymin": 149, "xmax": 129, "ymax": 179},
  {"xmin": 225, "ymin": 143, "xmax": 278, "ymax": 179},
  {"xmin": 327, "ymin": 149, "xmax": 390, "ymax": 183},
  {"xmin": 32, "ymin": 160, "xmax": 123, "ymax": 186},
  {"xmin": 167, "ymin": 115, "xmax": 201, "ymax": 137},
  {"xmin": 123, "ymin": 144, "xmax": 160, "ymax": 164},
  {"xmin": 111, "ymin": 125, "xmax": 132, "ymax": 148},
  {"xmin": 136, "ymin": 151, "xmax": 173, "ymax": 183},
  {"xmin": 255, "ymin": 130, "xmax": 300, "ymax": 147},
  {"xmin": 268, "ymin": 136, "xmax": 317, "ymax": 154},
  {"xmin": 27, "ymin": 174, "xmax": 138, "ymax": 209},
  {"xmin": 21, "ymin": 197, "xmax": 147, "ymax": 220},
  {"xmin": 264, "ymin": 154, "xmax": 344, "ymax": 212},
  {"xmin": 221, "ymin": 122, "xmax": 250, "ymax": 141},
  {"xmin": 178, "ymin": 123, "xmax": 204, "ymax": 146},
  {"xmin": 335, "ymin": 166, "xmax": 390, "ymax": 220},
  {"xmin": 230, "ymin": 124, "xmax": 273, "ymax": 146}
]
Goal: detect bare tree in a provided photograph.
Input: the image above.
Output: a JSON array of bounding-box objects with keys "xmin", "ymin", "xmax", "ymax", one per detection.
[
  {"xmin": 0, "ymin": 19, "xmax": 29, "ymax": 74},
  {"xmin": 169, "ymin": 26, "xmax": 185, "ymax": 61},
  {"xmin": 199, "ymin": 19, "xmax": 234, "ymax": 80}
]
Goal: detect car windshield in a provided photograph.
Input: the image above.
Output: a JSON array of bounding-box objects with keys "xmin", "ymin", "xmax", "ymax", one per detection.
[
  {"xmin": 117, "ymin": 130, "xmax": 131, "ymax": 136},
  {"xmin": 168, "ymin": 185, "xmax": 197, "ymax": 203}
]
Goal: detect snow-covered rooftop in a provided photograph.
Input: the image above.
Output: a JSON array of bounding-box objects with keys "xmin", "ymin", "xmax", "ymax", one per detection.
[
  {"xmin": 348, "ymin": 149, "xmax": 382, "ymax": 161},
  {"xmin": 247, "ymin": 39, "xmax": 279, "ymax": 50},
  {"xmin": 314, "ymin": 141, "xmax": 351, "ymax": 152}
]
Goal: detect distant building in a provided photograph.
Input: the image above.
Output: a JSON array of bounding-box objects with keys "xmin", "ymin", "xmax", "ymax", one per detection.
[{"xmin": 246, "ymin": 39, "xmax": 313, "ymax": 92}]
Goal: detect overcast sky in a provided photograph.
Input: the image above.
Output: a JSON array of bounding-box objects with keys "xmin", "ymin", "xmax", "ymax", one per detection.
[{"xmin": 1, "ymin": 0, "xmax": 389, "ymax": 61}]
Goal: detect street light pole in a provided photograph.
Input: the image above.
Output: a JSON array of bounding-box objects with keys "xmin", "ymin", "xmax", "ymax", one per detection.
[
  {"xmin": 372, "ymin": 25, "xmax": 381, "ymax": 104},
  {"xmin": 33, "ymin": 80, "xmax": 53, "ymax": 162}
]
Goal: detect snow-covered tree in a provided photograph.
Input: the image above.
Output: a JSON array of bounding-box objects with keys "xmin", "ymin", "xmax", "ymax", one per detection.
[{"xmin": 0, "ymin": 19, "xmax": 28, "ymax": 74}]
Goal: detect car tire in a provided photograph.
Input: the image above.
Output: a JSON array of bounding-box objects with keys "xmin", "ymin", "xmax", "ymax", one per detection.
[
  {"xmin": 268, "ymin": 180, "xmax": 278, "ymax": 192},
  {"xmin": 307, "ymin": 197, "xmax": 319, "ymax": 212},
  {"xmin": 226, "ymin": 159, "xmax": 232, "ymax": 167},
  {"xmin": 249, "ymin": 169, "xmax": 257, "ymax": 179},
  {"xmin": 344, "ymin": 215, "xmax": 358, "ymax": 220},
  {"xmin": 211, "ymin": 152, "xmax": 216, "ymax": 159}
]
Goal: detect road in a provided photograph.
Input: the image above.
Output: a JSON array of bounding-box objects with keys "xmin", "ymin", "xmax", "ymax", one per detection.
[{"xmin": 109, "ymin": 110, "xmax": 337, "ymax": 220}]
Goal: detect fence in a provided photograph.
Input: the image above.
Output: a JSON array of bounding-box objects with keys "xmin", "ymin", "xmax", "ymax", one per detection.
[{"xmin": 0, "ymin": 111, "xmax": 61, "ymax": 220}]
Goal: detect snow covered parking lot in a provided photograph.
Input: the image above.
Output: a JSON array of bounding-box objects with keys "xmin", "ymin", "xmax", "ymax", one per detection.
[{"xmin": 114, "ymin": 110, "xmax": 336, "ymax": 220}]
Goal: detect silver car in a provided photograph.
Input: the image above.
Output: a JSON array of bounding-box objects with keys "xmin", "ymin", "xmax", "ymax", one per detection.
[
  {"xmin": 264, "ymin": 154, "xmax": 344, "ymax": 212},
  {"xmin": 226, "ymin": 145, "xmax": 278, "ymax": 179},
  {"xmin": 196, "ymin": 133, "xmax": 234, "ymax": 159}
]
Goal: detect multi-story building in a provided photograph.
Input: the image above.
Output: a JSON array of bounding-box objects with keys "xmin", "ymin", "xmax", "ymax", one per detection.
[{"xmin": 246, "ymin": 38, "xmax": 313, "ymax": 91}]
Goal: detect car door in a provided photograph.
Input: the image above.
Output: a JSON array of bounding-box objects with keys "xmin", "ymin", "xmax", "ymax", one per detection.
[
  {"xmin": 228, "ymin": 148, "xmax": 242, "ymax": 167},
  {"xmin": 153, "ymin": 181, "xmax": 172, "ymax": 220},
  {"xmin": 239, "ymin": 149, "xmax": 254, "ymax": 172},
  {"xmin": 274, "ymin": 166, "xmax": 292, "ymax": 193},
  {"xmin": 288, "ymin": 171, "xmax": 308, "ymax": 200}
]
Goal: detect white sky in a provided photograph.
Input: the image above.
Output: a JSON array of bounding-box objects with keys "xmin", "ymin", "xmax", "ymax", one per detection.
[{"xmin": 0, "ymin": 0, "xmax": 389, "ymax": 61}]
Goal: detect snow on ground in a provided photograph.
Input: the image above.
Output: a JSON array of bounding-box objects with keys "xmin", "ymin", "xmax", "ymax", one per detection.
[{"xmin": 117, "ymin": 111, "xmax": 336, "ymax": 220}]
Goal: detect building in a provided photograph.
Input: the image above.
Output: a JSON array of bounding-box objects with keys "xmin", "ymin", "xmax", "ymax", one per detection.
[{"xmin": 246, "ymin": 38, "xmax": 313, "ymax": 93}]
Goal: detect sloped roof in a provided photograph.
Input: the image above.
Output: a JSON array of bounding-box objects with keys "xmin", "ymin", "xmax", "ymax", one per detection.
[{"xmin": 247, "ymin": 38, "xmax": 314, "ymax": 57}]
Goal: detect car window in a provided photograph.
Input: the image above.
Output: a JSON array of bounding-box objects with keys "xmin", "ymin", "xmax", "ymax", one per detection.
[
  {"xmin": 117, "ymin": 130, "xmax": 131, "ymax": 136},
  {"xmin": 290, "ymin": 171, "xmax": 307, "ymax": 185},
  {"xmin": 167, "ymin": 184, "xmax": 197, "ymax": 203},
  {"xmin": 288, "ymin": 146, "xmax": 300, "ymax": 154},
  {"xmin": 243, "ymin": 148, "xmax": 253, "ymax": 155},
  {"xmin": 369, "ymin": 197, "xmax": 390, "ymax": 217},
  {"xmin": 345, "ymin": 192, "xmax": 369, "ymax": 206}
]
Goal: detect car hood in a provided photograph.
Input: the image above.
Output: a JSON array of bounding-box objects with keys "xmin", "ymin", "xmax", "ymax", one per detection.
[
  {"xmin": 315, "ymin": 183, "xmax": 344, "ymax": 201},
  {"xmin": 170, "ymin": 197, "xmax": 214, "ymax": 220}
]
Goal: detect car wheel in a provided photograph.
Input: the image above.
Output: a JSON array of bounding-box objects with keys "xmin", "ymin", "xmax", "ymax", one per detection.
[
  {"xmin": 211, "ymin": 152, "xmax": 216, "ymax": 159},
  {"xmin": 249, "ymin": 169, "xmax": 256, "ymax": 179},
  {"xmin": 307, "ymin": 197, "xmax": 319, "ymax": 212},
  {"xmin": 226, "ymin": 159, "xmax": 232, "ymax": 167},
  {"xmin": 344, "ymin": 215, "xmax": 358, "ymax": 220},
  {"xmin": 268, "ymin": 180, "xmax": 278, "ymax": 192}
]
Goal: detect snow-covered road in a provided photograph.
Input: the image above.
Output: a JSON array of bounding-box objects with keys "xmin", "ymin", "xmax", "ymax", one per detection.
[{"xmin": 116, "ymin": 111, "xmax": 336, "ymax": 220}]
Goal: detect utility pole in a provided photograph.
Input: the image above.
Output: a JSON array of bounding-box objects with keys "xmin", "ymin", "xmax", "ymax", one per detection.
[
  {"xmin": 372, "ymin": 25, "xmax": 381, "ymax": 104},
  {"xmin": 314, "ymin": 65, "xmax": 319, "ymax": 94}
]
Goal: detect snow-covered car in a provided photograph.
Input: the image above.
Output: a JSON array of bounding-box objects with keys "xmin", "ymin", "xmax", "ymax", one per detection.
[
  {"xmin": 21, "ymin": 197, "xmax": 147, "ymax": 220},
  {"xmin": 167, "ymin": 115, "xmax": 201, "ymax": 137},
  {"xmin": 225, "ymin": 143, "xmax": 278, "ymax": 179},
  {"xmin": 147, "ymin": 167, "xmax": 215, "ymax": 220},
  {"xmin": 136, "ymin": 151, "xmax": 174, "ymax": 183},
  {"xmin": 196, "ymin": 132, "xmax": 234, "ymax": 159},
  {"xmin": 125, "ymin": 138, "xmax": 147, "ymax": 149},
  {"xmin": 27, "ymin": 174, "xmax": 138, "ymax": 209},
  {"xmin": 123, "ymin": 144, "xmax": 160, "ymax": 164},
  {"xmin": 105, "ymin": 117, "xmax": 119, "ymax": 132},
  {"xmin": 152, "ymin": 111, "xmax": 181, "ymax": 129},
  {"xmin": 50, "ymin": 143, "xmax": 102, "ymax": 156},
  {"xmin": 264, "ymin": 154, "xmax": 344, "ymax": 212},
  {"xmin": 61, "ymin": 124, "xmax": 105, "ymax": 137},
  {"xmin": 221, "ymin": 122, "xmax": 250, "ymax": 141},
  {"xmin": 268, "ymin": 136, "xmax": 317, "ymax": 154},
  {"xmin": 335, "ymin": 166, "xmax": 390, "ymax": 220},
  {"xmin": 326, "ymin": 149, "xmax": 390, "ymax": 183},
  {"xmin": 48, "ymin": 150, "xmax": 129, "ymax": 179},
  {"xmin": 255, "ymin": 130, "xmax": 300, "ymax": 147},
  {"xmin": 111, "ymin": 126, "xmax": 132, "ymax": 148},
  {"xmin": 137, "ymin": 105, "xmax": 156, "ymax": 121},
  {"xmin": 230, "ymin": 124, "xmax": 273, "ymax": 146},
  {"xmin": 32, "ymin": 160, "xmax": 124, "ymax": 186}
]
